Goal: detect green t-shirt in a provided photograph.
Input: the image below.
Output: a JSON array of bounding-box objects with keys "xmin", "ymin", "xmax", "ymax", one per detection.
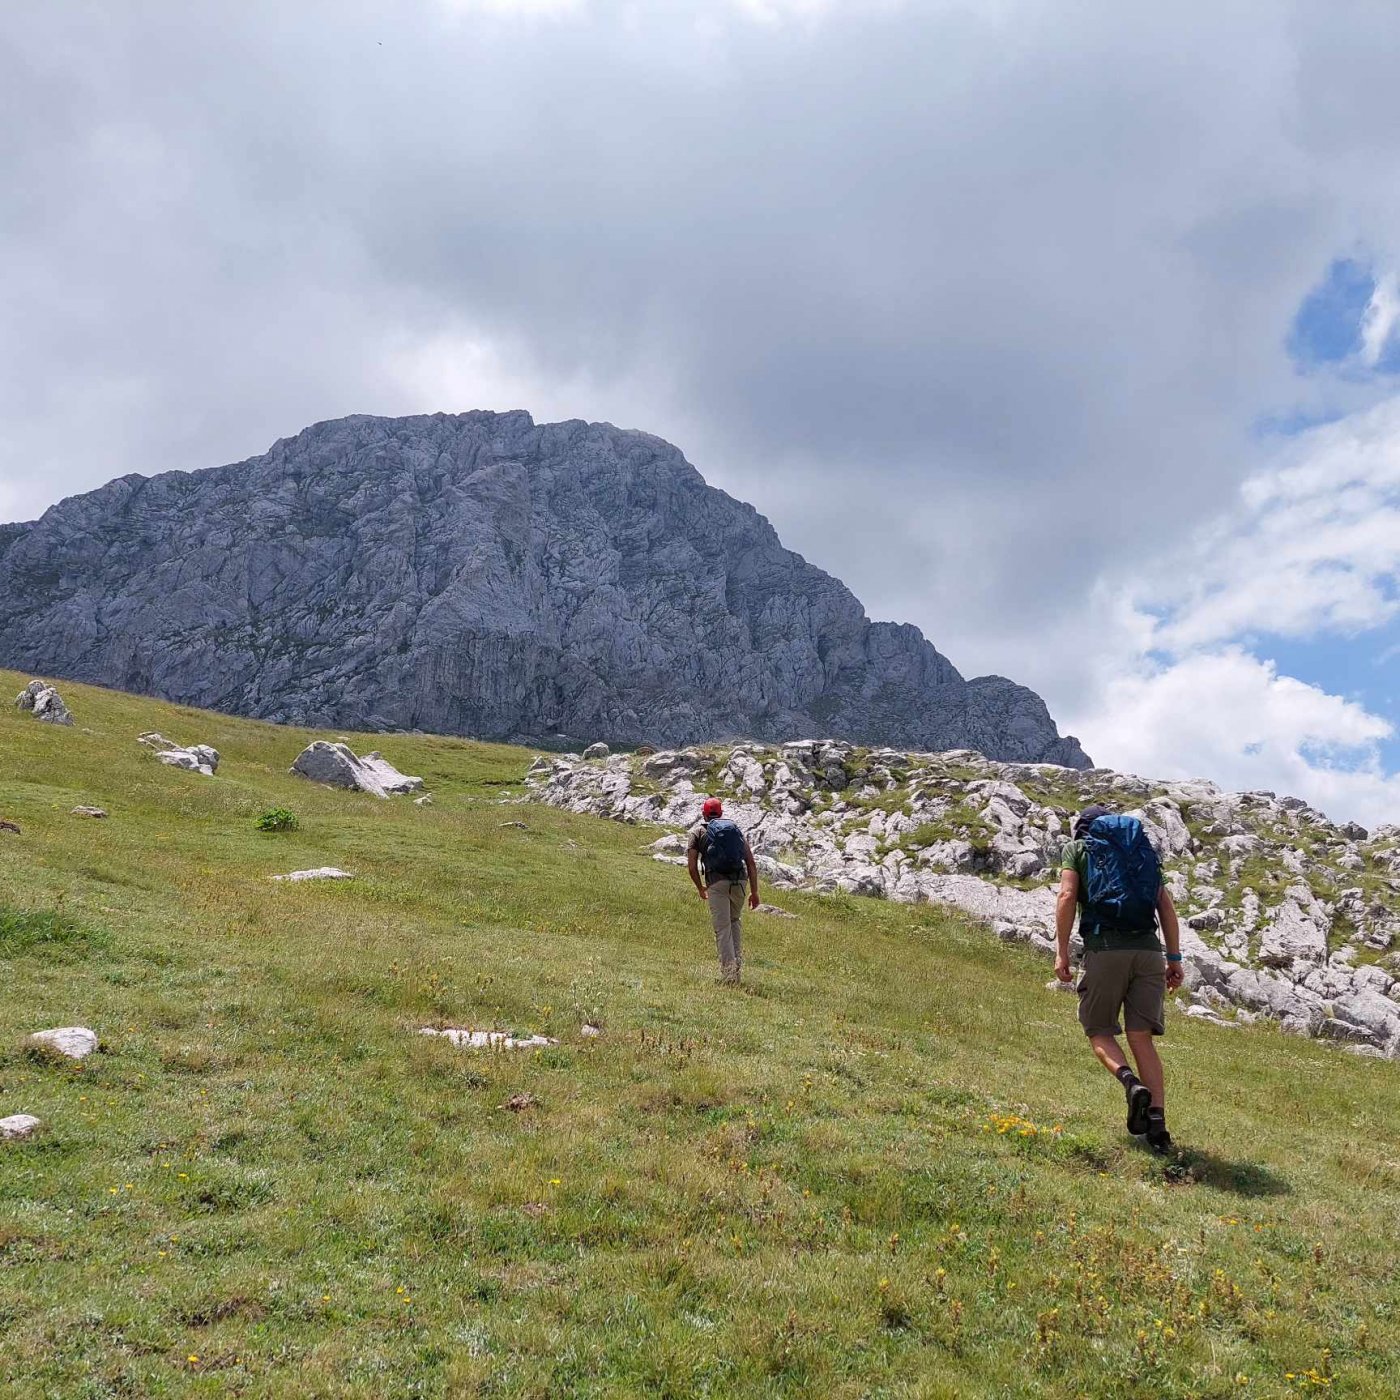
[{"xmin": 1060, "ymin": 839, "xmax": 1162, "ymax": 952}]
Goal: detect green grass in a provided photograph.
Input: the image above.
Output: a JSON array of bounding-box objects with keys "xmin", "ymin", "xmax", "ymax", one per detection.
[{"xmin": 1, "ymin": 669, "xmax": 1398, "ymax": 1397}]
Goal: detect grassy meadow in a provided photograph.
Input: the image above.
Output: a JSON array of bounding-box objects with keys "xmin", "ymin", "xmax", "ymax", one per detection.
[{"xmin": 1, "ymin": 668, "xmax": 1398, "ymax": 1398}]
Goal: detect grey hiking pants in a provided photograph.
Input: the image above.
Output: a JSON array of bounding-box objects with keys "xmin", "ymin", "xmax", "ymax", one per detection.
[{"xmin": 707, "ymin": 877, "xmax": 746, "ymax": 982}]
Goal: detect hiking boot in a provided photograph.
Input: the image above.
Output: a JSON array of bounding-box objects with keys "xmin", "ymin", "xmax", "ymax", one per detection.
[
  {"xmin": 1145, "ymin": 1110, "xmax": 1172, "ymax": 1155},
  {"xmin": 1125, "ymin": 1082, "xmax": 1152, "ymax": 1136}
]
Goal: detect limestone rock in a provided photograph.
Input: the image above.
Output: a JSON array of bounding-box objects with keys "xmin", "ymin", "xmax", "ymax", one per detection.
[
  {"xmin": 420, "ymin": 1027, "xmax": 557, "ymax": 1050},
  {"xmin": 0, "ymin": 411, "xmax": 1088, "ymax": 767},
  {"xmin": 755, "ymin": 903, "xmax": 796, "ymax": 918},
  {"xmin": 0, "ymin": 1114, "xmax": 43, "ymax": 1141},
  {"xmin": 270, "ymin": 867, "xmax": 354, "ymax": 882},
  {"xmin": 70, "ymin": 806, "xmax": 107, "ymax": 818},
  {"xmin": 414, "ymin": 794, "xmax": 433, "ymax": 806},
  {"xmin": 138, "ymin": 732, "xmax": 220, "ymax": 776},
  {"xmin": 15, "ymin": 679, "xmax": 73, "ymax": 725},
  {"xmin": 27, "ymin": 1026, "xmax": 98, "ymax": 1059},
  {"xmin": 290, "ymin": 741, "xmax": 422, "ymax": 798},
  {"xmin": 583, "ymin": 742, "xmax": 611, "ymax": 760}
]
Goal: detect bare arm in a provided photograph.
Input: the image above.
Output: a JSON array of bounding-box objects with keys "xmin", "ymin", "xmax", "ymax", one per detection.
[
  {"xmin": 1157, "ymin": 886, "xmax": 1184, "ymax": 989},
  {"xmin": 687, "ymin": 848, "xmax": 707, "ymax": 899},
  {"xmin": 1055, "ymin": 869, "xmax": 1078, "ymax": 980},
  {"xmin": 744, "ymin": 843, "xmax": 760, "ymax": 909}
]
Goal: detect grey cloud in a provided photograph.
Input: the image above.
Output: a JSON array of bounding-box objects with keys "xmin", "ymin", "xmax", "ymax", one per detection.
[{"xmin": 5, "ymin": 1, "xmax": 1400, "ymax": 712}]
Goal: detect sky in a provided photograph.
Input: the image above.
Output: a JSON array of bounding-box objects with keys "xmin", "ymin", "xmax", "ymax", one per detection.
[{"xmin": 4, "ymin": 0, "xmax": 1400, "ymax": 824}]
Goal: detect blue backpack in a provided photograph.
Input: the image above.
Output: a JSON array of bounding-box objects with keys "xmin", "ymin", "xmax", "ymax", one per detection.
[
  {"xmin": 702, "ymin": 818, "xmax": 747, "ymax": 881},
  {"xmin": 1082, "ymin": 814, "xmax": 1160, "ymax": 932}
]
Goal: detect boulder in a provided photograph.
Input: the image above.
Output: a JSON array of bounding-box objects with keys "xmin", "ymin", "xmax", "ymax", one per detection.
[
  {"xmin": 0, "ymin": 1114, "xmax": 43, "ymax": 1142},
  {"xmin": 1257, "ymin": 886, "xmax": 1330, "ymax": 967},
  {"xmin": 15, "ymin": 679, "xmax": 73, "ymax": 725},
  {"xmin": 138, "ymin": 732, "xmax": 220, "ymax": 776},
  {"xmin": 582, "ymin": 742, "xmax": 611, "ymax": 760},
  {"xmin": 290, "ymin": 741, "xmax": 423, "ymax": 798},
  {"xmin": 27, "ymin": 1026, "xmax": 98, "ymax": 1059},
  {"xmin": 270, "ymin": 867, "xmax": 354, "ymax": 882}
]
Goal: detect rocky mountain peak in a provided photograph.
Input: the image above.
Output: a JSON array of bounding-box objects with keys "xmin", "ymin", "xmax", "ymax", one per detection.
[{"xmin": 0, "ymin": 411, "xmax": 1089, "ymax": 765}]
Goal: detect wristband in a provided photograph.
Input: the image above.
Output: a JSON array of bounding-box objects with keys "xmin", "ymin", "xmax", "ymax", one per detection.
[{"xmin": 1166, "ymin": 954, "xmax": 1182, "ymax": 963}]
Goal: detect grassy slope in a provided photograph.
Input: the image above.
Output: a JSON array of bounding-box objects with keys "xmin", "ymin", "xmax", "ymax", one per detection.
[{"xmin": 0, "ymin": 669, "xmax": 1398, "ymax": 1400}]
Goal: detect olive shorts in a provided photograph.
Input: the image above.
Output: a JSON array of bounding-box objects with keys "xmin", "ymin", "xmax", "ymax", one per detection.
[{"xmin": 1077, "ymin": 949, "xmax": 1167, "ymax": 1037}]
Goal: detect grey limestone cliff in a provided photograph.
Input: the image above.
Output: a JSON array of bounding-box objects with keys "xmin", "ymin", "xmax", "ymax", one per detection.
[{"xmin": 0, "ymin": 411, "xmax": 1089, "ymax": 766}]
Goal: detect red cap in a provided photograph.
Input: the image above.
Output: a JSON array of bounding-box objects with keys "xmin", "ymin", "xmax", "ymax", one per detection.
[{"xmin": 702, "ymin": 797, "xmax": 723, "ymax": 818}]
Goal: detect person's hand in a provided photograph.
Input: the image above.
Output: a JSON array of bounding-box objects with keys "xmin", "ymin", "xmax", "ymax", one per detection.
[
  {"xmin": 1055, "ymin": 956, "xmax": 1073, "ymax": 983},
  {"xmin": 748, "ymin": 890, "xmax": 760, "ymax": 910},
  {"xmin": 697, "ymin": 886, "xmax": 708, "ymax": 900},
  {"xmin": 1165, "ymin": 961, "xmax": 1185, "ymax": 991}
]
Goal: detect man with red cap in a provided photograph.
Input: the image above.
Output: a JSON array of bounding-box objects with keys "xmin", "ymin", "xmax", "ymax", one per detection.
[{"xmin": 686, "ymin": 797, "xmax": 761, "ymax": 985}]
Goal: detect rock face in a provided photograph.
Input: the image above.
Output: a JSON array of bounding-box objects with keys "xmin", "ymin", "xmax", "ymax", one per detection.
[
  {"xmin": 0, "ymin": 412, "xmax": 1087, "ymax": 767},
  {"xmin": 528, "ymin": 742, "xmax": 1400, "ymax": 1058},
  {"xmin": 290, "ymin": 741, "xmax": 423, "ymax": 798},
  {"xmin": 15, "ymin": 678, "xmax": 73, "ymax": 725},
  {"xmin": 138, "ymin": 732, "xmax": 220, "ymax": 776}
]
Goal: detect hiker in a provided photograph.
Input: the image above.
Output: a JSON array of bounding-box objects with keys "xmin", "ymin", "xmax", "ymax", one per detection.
[
  {"xmin": 687, "ymin": 798, "xmax": 760, "ymax": 985},
  {"xmin": 1055, "ymin": 804, "xmax": 1184, "ymax": 1154}
]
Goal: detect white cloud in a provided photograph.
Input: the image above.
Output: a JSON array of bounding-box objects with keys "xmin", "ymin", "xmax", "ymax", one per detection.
[
  {"xmin": 1360, "ymin": 269, "xmax": 1400, "ymax": 367},
  {"xmin": 1058, "ymin": 396, "xmax": 1400, "ymax": 827},
  {"xmin": 1149, "ymin": 396, "xmax": 1400, "ymax": 650},
  {"xmin": 1070, "ymin": 649, "xmax": 1400, "ymax": 828}
]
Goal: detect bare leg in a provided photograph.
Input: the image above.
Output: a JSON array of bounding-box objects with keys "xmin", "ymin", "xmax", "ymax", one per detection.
[
  {"xmin": 1125, "ymin": 1030, "xmax": 1164, "ymax": 1108},
  {"xmin": 1089, "ymin": 1033, "xmax": 1129, "ymax": 1076}
]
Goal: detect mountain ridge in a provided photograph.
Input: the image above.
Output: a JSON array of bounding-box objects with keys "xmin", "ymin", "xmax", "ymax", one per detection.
[{"xmin": 0, "ymin": 410, "xmax": 1090, "ymax": 765}]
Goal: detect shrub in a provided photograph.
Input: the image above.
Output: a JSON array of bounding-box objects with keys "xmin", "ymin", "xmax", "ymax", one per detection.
[{"xmin": 255, "ymin": 807, "xmax": 300, "ymax": 833}]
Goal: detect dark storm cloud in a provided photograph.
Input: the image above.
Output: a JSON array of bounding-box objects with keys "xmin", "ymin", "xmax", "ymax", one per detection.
[{"xmin": 5, "ymin": 0, "xmax": 1400, "ymax": 699}]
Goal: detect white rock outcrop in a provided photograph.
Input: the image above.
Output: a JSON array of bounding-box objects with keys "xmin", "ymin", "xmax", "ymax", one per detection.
[
  {"xmin": 528, "ymin": 741, "xmax": 1400, "ymax": 1059},
  {"xmin": 290, "ymin": 741, "xmax": 423, "ymax": 798},
  {"xmin": 27, "ymin": 1026, "xmax": 98, "ymax": 1059},
  {"xmin": 270, "ymin": 867, "xmax": 354, "ymax": 882},
  {"xmin": 138, "ymin": 732, "xmax": 220, "ymax": 776},
  {"xmin": 15, "ymin": 679, "xmax": 73, "ymax": 725}
]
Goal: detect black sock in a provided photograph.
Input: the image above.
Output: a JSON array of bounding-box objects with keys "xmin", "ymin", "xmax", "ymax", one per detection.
[
  {"xmin": 1115, "ymin": 1065, "xmax": 1140, "ymax": 1089},
  {"xmin": 1147, "ymin": 1107, "xmax": 1166, "ymax": 1124}
]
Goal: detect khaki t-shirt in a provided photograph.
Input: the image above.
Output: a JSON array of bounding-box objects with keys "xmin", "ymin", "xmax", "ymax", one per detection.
[{"xmin": 1060, "ymin": 838, "xmax": 1161, "ymax": 952}]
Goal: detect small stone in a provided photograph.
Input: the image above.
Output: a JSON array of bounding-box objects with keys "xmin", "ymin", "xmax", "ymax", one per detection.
[
  {"xmin": 0, "ymin": 819, "xmax": 19, "ymax": 834},
  {"xmin": 70, "ymin": 807, "xmax": 107, "ymax": 819},
  {"xmin": 1045, "ymin": 978, "xmax": 1076, "ymax": 993},
  {"xmin": 755, "ymin": 903, "xmax": 796, "ymax": 918},
  {"xmin": 583, "ymin": 742, "xmax": 611, "ymax": 760},
  {"xmin": 414, "ymin": 794, "xmax": 433, "ymax": 806},
  {"xmin": 420, "ymin": 1027, "xmax": 557, "ymax": 1050},
  {"xmin": 502, "ymin": 1092, "xmax": 540, "ymax": 1112},
  {"xmin": 580, "ymin": 1022, "xmax": 603, "ymax": 1038},
  {"xmin": 500, "ymin": 820, "xmax": 529, "ymax": 830},
  {"xmin": 0, "ymin": 1114, "xmax": 43, "ymax": 1142},
  {"xmin": 27, "ymin": 1026, "xmax": 99, "ymax": 1060},
  {"xmin": 270, "ymin": 867, "xmax": 354, "ymax": 882}
]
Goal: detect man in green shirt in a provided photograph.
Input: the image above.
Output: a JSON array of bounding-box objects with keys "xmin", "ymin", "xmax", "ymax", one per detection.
[{"xmin": 1055, "ymin": 804, "xmax": 1184, "ymax": 1153}]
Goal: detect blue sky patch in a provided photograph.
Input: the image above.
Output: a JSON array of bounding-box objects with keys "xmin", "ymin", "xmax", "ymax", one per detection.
[{"xmin": 1288, "ymin": 259, "xmax": 1377, "ymax": 368}]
